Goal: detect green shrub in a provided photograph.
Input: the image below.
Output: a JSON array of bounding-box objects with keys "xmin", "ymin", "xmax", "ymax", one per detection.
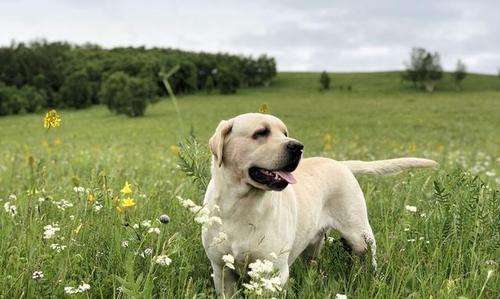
[
  {"xmin": 60, "ymin": 70, "xmax": 92, "ymax": 109},
  {"xmin": 218, "ymin": 67, "xmax": 240, "ymax": 94},
  {"xmin": 319, "ymin": 71, "xmax": 331, "ymax": 90},
  {"xmin": 99, "ymin": 71, "xmax": 155, "ymax": 117},
  {"xmin": 20, "ymin": 85, "xmax": 46, "ymax": 112},
  {"xmin": 0, "ymin": 84, "xmax": 46, "ymax": 115}
]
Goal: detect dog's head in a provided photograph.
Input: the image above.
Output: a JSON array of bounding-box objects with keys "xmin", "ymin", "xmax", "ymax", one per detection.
[{"xmin": 209, "ymin": 113, "xmax": 303, "ymax": 191}]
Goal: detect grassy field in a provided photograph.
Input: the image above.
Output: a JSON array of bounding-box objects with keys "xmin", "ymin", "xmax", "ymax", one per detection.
[{"xmin": 0, "ymin": 72, "xmax": 499, "ymax": 298}]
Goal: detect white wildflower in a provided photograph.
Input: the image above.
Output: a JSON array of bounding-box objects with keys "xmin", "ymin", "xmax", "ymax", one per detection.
[
  {"xmin": 405, "ymin": 205, "xmax": 417, "ymax": 213},
  {"xmin": 69, "ymin": 215, "xmax": 75, "ymax": 220},
  {"xmin": 148, "ymin": 227, "xmax": 160, "ymax": 234},
  {"xmin": 144, "ymin": 248, "xmax": 153, "ymax": 256},
  {"xmin": 335, "ymin": 294, "xmax": 347, "ymax": 299},
  {"xmin": 141, "ymin": 220, "xmax": 152, "ymax": 228},
  {"xmin": 222, "ymin": 254, "xmax": 235, "ymax": 270},
  {"xmin": 32, "ymin": 271, "xmax": 44, "ymax": 280},
  {"xmin": 77, "ymin": 283, "xmax": 91, "ymax": 292},
  {"xmin": 50, "ymin": 243, "xmax": 67, "ymax": 253},
  {"xmin": 64, "ymin": 287, "xmax": 78, "ymax": 294},
  {"xmin": 121, "ymin": 240, "xmax": 129, "ymax": 248},
  {"xmin": 73, "ymin": 186, "xmax": 85, "ymax": 193},
  {"xmin": 8, "ymin": 194, "xmax": 17, "ymax": 200},
  {"xmin": 94, "ymin": 202, "xmax": 103, "ymax": 211},
  {"xmin": 53, "ymin": 199, "xmax": 73, "ymax": 210},
  {"xmin": 3, "ymin": 202, "xmax": 17, "ymax": 216},
  {"xmin": 43, "ymin": 224, "xmax": 60, "ymax": 239},
  {"xmin": 248, "ymin": 259, "xmax": 274, "ymax": 278},
  {"xmin": 132, "ymin": 224, "xmax": 139, "ymax": 229},
  {"xmin": 261, "ymin": 276, "xmax": 282, "ymax": 292},
  {"xmin": 407, "ymin": 239, "xmax": 416, "ymax": 242},
  {"xmin": 154, "ymin": 255, "xmax": 172, "ymax": 266}
]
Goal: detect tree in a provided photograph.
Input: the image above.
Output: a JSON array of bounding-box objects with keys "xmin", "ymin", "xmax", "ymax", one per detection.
[
  {"xmin": 218, "ymin": 67, "xmax": 240, "ymax": 94},
  {"xmin": 99, "ymin": 71, "xmax": 155, "ymax": 117},
  {"xmin": 205, "ymin": 75, "xmax": 214, "ymax": 94},
  {"xmin": 453, "ymin": 60, "xmax": 467, "ymax": 90},
  {"xmin": 403, "ymin": 47, "xmax": 443, "ymax": 92},
  {"xmin": 319, "ymin": 71, "xmax": 331, "ymax": 90},
  {"xmin": 59, "ymin": 70, "xmax": 92, "ymax": 109}
]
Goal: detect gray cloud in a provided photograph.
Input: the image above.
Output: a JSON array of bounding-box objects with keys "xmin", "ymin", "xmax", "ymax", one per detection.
[{"xmin": 0, "ymin": 0, "xmax": 498, "ymax": 73}]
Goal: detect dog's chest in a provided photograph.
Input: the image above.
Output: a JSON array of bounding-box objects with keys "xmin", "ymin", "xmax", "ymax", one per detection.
[{"xmin": 203, "ymin": 207, "xmax": 295, "ymax": 265}]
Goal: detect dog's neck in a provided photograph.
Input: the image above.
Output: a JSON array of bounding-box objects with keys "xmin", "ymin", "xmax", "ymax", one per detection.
[{"xmin": 209, "ymin": 161, "xmax": 277, "ymax": 217}]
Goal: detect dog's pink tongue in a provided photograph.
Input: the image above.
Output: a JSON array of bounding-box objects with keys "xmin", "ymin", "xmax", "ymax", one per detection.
[{"xmin": 276, "ymin": 170, "xmax": 297, "ymax": 184}]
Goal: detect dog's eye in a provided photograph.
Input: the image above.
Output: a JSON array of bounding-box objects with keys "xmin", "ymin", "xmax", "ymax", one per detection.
[
  {"xmin": 284, "ymin": 131, "xmax": 288, "ymax": 137},
  {"xmin": 253, "ymin": 128, "xmax": 270, "ymax": 139}
]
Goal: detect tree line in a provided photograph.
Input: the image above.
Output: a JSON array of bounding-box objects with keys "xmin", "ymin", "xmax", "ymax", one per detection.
[
  {"xmin": 319, "ymin": 47, "xmax": 474, "ymax": 92},
  {"xmin": 0, "ymin": 40, "xmax": 276, "ymax": 116}
]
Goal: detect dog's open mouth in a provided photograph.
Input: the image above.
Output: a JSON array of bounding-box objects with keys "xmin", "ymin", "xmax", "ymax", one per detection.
[{"xmin": 249, "ymin": 159, "xmax": 300, "ymax": 190}]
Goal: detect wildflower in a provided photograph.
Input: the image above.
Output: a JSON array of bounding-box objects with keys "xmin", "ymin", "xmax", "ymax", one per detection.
[
  {"xmin": 73, "ymin": 186, "xmax": 85, "ymax": 193},
  {"xmin": 120, "ymin": 182, "xmax": 132, "ymax": 194},
  {"xmin": 78, "ymin": 283, "xmax": 90, "ymax": 292},
  {"xmin": 121, "ymin": 241, "xmax": 129, "ymax": 248},
  {"xmin": 8, "ymin": 194, "xmax": 17, "ymax": 201},
  {"xmin": 64, "ymin": 287, "xmax": 78, "ymax": 294},
  {"xmin": 32, "ymin": 271, "xmax": 44, "ymax": 280},
  {"xmin": 405, "ymin": 205, "xmax": 417, "ymax": 213},
  {"xmin": 335, "ymin": 294, "xmax": 347, "ymax": 299},
  {"xmin": 143, "ymin": 248, "xmax": 153, "ymax": 256},
  {"xmin": 261, "ymin": 276, "xmax": 282, "ymax": 292},
  {"xmin": 43, "ymin": 224, "xmax": 60, "ymax": 239},
  {"xmin": 64, "ymin": 282, "xmax": 90, "ymax": 294},
  {"xmin": 407, "ymin": 239, "xmax": 416, "ymax": 242},
  {"xmin": 159, "ymin": 214, "xmax": 170, "ymax": 224},
  {"xmin": 50, "ymin": 243, "xmax": 67, "ymax": 253},
  {"xmin": 69, "ymin": 215, "xmax": 75, "ymax": 220},
  {"xmin": 3, "ymin": 202, "xmax": 17, "ymax": 216},
  {"xmin": 148, "ymin": 227, "xmax": 160, "ymax": 234},
  {"xmin": 327, "ymin": 236, "xmax": 335, "ymax": 243},
  {"xmin": 155, "ymin": 255, "xmax": 172, "ymax": 266},
  {"xmin": 53, "ymin": 199, "xmax": 73, "ymax": 210},
  {"xmin": 222, "ymin": 254, "xmax": 235, "ymax": 270},
  {"xmin": 169, "ymin": 144, "xmax": 180, "ymax": 155},
  {"xmin": 141, "ymin": 220, "xmax": 152, "ymax": 228},
  {"xmin": 44, "ymin": 110, "xmax": 61, "ymax": 128},
  {"xmin": 132, "ymin": 224, "xmax": 140, "ymax": 229},
  {"xmin": 121, "ymin": 197, "xmax": 135, "ymax": 208},
  {"xmin": 248, "ymin": 259, "xmax": 274, "ymax": 278},
  {"xmin": 87, "ymin": 193, "xmax": 96, "ymax": 203},
  {"xmin": 259, "ymin": 103, "xmax": 270, "ymax": 113},
  {"xmin": 93, "ymin": 202, "xmax": 103, "ymax": 211}
]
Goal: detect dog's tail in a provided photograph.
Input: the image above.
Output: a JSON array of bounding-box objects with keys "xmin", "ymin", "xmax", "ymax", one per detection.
[{"xmin": 341, "ymin": 158, "xmax": 438, "ymax": 176}]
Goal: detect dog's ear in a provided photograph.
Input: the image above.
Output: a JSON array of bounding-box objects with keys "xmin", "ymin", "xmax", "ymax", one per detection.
[{"xmin": 209, "ymin": 119, "xmax": 234, "ymax": 167}]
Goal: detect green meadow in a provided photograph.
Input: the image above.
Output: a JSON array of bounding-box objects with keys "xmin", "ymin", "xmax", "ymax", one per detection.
[{"xmin": 0, "ymin": 72, "xmax": 499, "ymax": 298}]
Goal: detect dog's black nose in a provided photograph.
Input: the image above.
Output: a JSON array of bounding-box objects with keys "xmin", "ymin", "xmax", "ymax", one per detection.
[{"xmin": 287, "ymin": 141, "xmax": 304, "ymax": 152}]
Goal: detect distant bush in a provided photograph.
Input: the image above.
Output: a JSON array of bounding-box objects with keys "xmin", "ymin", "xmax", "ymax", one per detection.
[
  {"xmin": 218, "ymin": 67, "xmax": 240, "ymax": 94},
  {"xmin": 319, "ymin": 71, "xmax": 331, "ymax": 90},
  {"xmin": 60, "ymin": 70, "xmax": 92, "ymax": 109},
  {"xmin": 402, "ymin": 47, "xmax": 443, "ymax": 92},
  {"xmin": 453, "ymin": 60, "xmax": 467, "ymax": 90},
  {"xmin": 99, "ymin": 72, "xmax": 156, "ymax": 117},
  {"xmin": 0, "ymin": 83, "xmax": 46, "ymax": 115}
]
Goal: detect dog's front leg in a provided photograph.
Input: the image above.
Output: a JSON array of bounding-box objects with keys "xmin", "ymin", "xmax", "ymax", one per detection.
[{"xmin": 211, "ymin": 262, "xmax": 239, "ymax": 299}]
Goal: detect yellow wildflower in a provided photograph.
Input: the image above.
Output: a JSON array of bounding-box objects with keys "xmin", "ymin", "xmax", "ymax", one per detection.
[
  {"xmin": 87, "ymin": 193, "xmax": 96, "ymax": 203},
  {"xmin": 116, "ymin": 206, "xmax": 124, "ymax": 214},
  {"xmin": 120, "ymin": 182, "xmax": 132, "ymax": 194},
  {"xmin": 121, "ymin": 197, "xmax": 136, "ymax": 208},
  {"xmin": 43, "ymin": 110, "xmax": 61, "ymax": 129},
  {"xmin": 73, "ymin": 223, "xmax": 83, "ymax": 235},
  {"xmin": 259, "ymin": 103, "xmax": 270, "ymax": 113},
  {"xmin": 323, "ymin": 133, "xmax": 333, "ymax": 144},
  {"xmin": 169, "ymin": 145, "xmax": 180, "ymax": 155},
  {"xmin": 53, "ymin": 138, "xmax": 62, "ymax": 146}
]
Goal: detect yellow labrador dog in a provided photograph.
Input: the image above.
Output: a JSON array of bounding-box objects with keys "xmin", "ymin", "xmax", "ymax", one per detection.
[{"xmin": 202, "ymin": 113, "xmax": 436, "ymax": 297}]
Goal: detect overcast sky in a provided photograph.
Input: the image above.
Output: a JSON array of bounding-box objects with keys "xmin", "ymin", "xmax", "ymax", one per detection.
[{"xmin": 1, "ymin": 0, "xmax": 499, "ymax": 74}]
